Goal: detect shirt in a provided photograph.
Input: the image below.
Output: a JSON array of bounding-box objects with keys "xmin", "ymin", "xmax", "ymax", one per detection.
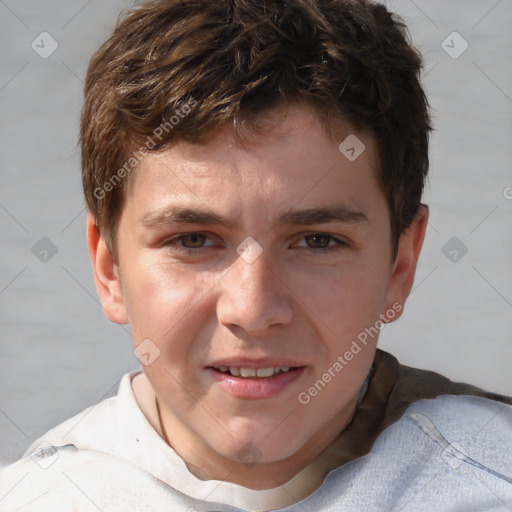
[{"xmin": 1, "ymin": 349, "xmax": 511, "ymax": 511}]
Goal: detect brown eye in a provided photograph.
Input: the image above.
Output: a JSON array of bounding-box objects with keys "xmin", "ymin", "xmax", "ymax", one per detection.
[
  {"xmin": 163, "ymin": 233, "xmax": 215, "ymax": 253},
  {"xmin": 178, "ymin": 234, "xmax": 207, "ymax": 248},
  {"xmin": 293, "ymin": 233, "xmax": 347, "ymax": 253},
  {"xmin": 304, "ymin": 234, "xmax": 332, "ymax": 249}
]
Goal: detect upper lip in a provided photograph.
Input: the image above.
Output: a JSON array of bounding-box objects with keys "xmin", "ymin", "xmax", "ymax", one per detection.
[{"xmin": 207, "ymin": 358, "xmax": 305, "ymax": 369}]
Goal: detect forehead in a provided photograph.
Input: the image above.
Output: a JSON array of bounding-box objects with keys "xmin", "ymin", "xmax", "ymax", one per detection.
[{"xmin": 124, "ymin": 103, "xmax": 382, "ymax": 219}]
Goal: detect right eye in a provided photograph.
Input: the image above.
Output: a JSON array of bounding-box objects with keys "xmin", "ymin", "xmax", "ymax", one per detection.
[{"xmin": 163, "ymin": 233, "xmax": 217, "ymax": 253}]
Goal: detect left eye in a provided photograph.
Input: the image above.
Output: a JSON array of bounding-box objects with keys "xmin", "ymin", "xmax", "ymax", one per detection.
[{"xmin": 295, "ymin": 234, "xmax": 346, "ymax": 250}]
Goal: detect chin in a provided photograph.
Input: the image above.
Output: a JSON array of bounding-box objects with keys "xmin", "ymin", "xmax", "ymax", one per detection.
[{"xmin": 213, "ymin": 436, "xmax": 302, "ymax": 466}]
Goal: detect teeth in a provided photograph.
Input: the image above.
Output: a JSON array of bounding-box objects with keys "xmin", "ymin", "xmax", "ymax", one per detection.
[
  {"xmin": 256, "ymin": 367, "xmax": 274, "ymax": 378},
  {"xmin": 240, "ymin": 367, "xmax": 256, "ymax": 378},
  {"xmin": 216, "ymin": 366, "xmax": 294, "ymax": 378}
]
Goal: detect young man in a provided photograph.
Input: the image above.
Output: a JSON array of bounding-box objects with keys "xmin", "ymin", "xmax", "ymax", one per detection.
[{"xmin": 1, "ymin": 0, "xmax": 511, "ymax": 510}]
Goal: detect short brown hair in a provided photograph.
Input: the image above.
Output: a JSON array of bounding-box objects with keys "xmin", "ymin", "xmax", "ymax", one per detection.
[{"xmin": 80, "ymin": 0, "xmax": 431, "ymax": 262}]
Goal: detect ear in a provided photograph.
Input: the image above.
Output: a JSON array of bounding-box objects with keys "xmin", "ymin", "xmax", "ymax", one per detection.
[
  {"xmin": 383, "ymin": 205, "xmax": 429, "ymax": 322},
  {"xmin": 86, "ymin": 214, "xmax": 129, "ymax": 324}
]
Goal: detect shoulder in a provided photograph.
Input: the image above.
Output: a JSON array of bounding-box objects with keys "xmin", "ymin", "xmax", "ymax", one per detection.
[
  {"xmin": 376, "ymin": 395, "xmax": 512, "ymax": 507},
  {"xmin": 385, "ymin": 394, "xmax": 512, "ymax": 471},
  {"xmin": 316, "ymin": 394, "xmax": 512, "ymax": 510},
  {"xmin": 20, "ymin": 372, "xmax": 139, "ymax": 458},
  {"xmin": 406, "ymin": 392, "xmax": 512, "ymax": 424},
  {"xmin": 373, "ymin": 348, "xmax": 512, "ymax": 431},
  {"xmin": 0, "ymin": 372, "xmax": 199, "ymax": 511},
  {"xmin": 0, "ymin": 447, "xmax": 188, "ymax": 512},
  {"xmin": 400, "ymin": 395, "xmax": 512, "ymax": 456}
]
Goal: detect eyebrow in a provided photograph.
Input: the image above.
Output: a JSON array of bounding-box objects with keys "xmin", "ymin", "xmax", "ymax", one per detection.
[{"xmin": 140, "ymin": 205, "xmax": 369, "ymax": 229}]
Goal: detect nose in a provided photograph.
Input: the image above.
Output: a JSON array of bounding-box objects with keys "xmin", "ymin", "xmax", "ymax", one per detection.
[{"xmin": 216, "ymin": 249, "xmax": 294, "ymax": 336}]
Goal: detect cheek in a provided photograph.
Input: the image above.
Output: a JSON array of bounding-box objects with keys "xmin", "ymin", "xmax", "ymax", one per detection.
[
  {"xmin": 123, "ymin": 261, "xmax": 219, "ymax": 401},
  {"xmin": 120, "ymin": 257, "xmax": 212, "ymax": 346},
  {"xmin": 291, "ymin": 260, "xmax": 389, "ymax": 341}
]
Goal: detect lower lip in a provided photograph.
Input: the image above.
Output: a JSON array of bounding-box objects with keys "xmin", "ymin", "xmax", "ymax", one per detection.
[{"xmin": 206, "ymin": 367, "xmax": 305, "ymax": 399}]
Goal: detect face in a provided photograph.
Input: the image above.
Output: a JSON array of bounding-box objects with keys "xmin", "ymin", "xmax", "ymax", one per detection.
[{"xmin": 90, "ymin": 103, "xmax": 426, "ymax": 477}]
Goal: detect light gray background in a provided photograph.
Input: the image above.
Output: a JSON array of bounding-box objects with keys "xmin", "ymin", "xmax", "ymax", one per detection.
[{"xmin": 1, "ymin": 0, "xmax": 511, "ymax": 466}]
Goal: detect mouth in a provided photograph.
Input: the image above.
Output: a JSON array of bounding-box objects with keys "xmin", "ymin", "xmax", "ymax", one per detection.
[
  {"xmin": 205, "ymin": 363, "xmax": 306, "ymax": 399},
  {"xmin": 208, "ymin": 365, "xmax": 300, "ymax": 378}
]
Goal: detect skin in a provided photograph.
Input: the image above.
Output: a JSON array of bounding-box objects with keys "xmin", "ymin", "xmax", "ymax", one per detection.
[{"xmin": 87, "ymin": 103, "xmax": 428, "ymax": 490}]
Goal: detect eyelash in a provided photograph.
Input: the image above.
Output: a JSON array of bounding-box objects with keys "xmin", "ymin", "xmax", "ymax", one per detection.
[{"xmin": 163, "ymin": 233, "xmax": 348, "ymax": 254}]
